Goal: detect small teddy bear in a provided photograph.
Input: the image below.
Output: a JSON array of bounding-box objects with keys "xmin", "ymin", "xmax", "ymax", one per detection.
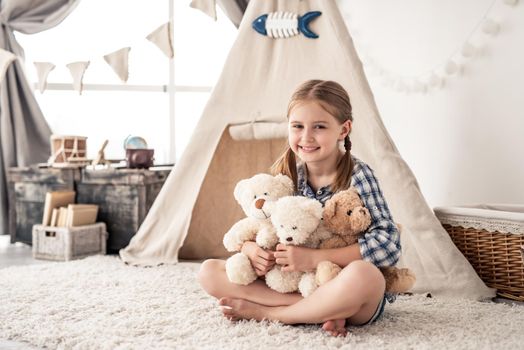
[
  {"xmin": 222, "ymin": 173, "xmax": 294, "ymax": 286},
  {"xmin": 317, "ymin": 188, "xmax": 416, "ymax": 293},
  {"xmin": 264, "ymin": 196, "xmax": 332, "ymax": 296}
]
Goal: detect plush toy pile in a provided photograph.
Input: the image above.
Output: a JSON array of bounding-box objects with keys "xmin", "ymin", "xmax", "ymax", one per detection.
[{"xmin": 223, "ymin": 173, "xmax": 416, "ymax": 296}]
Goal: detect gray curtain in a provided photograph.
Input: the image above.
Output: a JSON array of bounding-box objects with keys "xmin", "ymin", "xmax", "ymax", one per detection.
[
  {"xmin": 0, "ymin": 0, "xmax": 80, "ymax": 235},
  {"xmin": 217, "ymin": 0, "xmax": 250, "ymax": 28}
]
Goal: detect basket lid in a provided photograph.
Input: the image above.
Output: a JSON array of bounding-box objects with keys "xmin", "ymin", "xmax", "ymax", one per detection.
[{"xmin": 434, "ymin": 204, "xmax": 524, "ymax": 234}]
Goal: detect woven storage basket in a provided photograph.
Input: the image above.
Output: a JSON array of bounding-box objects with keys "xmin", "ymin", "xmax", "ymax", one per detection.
[
  {"xmin": 434, "ymin": 205, "xmax": 524, "ymax": 301},
  {"xmin": 32, "ymin": 223, "xmax": 107, "ymax": 261}
]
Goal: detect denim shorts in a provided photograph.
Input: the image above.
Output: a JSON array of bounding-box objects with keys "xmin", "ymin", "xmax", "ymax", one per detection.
[{"xmin": 357, "ymin": 294, "xmax": 386, "ymax": 326}]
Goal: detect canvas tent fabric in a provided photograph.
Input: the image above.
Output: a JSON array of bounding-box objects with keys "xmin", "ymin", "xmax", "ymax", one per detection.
[{"xmin": 120, "ymin": 0, "xmax": 495, "ymax": 301}]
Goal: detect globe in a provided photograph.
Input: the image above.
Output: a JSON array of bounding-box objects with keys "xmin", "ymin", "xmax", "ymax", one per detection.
[{"xmin": 124, "ymin": 135, "xmax": 148, "ymax": 150}]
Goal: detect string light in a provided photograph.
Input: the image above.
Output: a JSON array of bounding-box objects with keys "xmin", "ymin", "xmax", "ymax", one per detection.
[{"xmin": 344, "ymin": 0, "xmax": 519, "ymax": 94}]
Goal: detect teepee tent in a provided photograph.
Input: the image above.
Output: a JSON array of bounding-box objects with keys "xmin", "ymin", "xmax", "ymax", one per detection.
[{"xmin": 120, "ymin": 0, "xmax": 495, "ymax": 301}]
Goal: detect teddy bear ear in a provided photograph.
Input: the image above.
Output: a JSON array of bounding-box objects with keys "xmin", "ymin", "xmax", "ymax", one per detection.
[
  {"xmin": 233, "ymin": 178, "xmax": 248, "ymax": 201},
  {"xmin": 347, "ymin": 187, "xmax": 360, "ymax": 197},
  {"xmin": 323, "ymin": 199, "xmax": 337, "ymax": 220},
  {"xmin": 302, "ymin": 198, "xmax": 323, "ymax": 220},
  {"xmin": 275, "ymin": 174, "xmax": 294, "ymax": 194},
  {"xmin": 353, "ymin": 207, "xmax": 372, "ymax": 232}
]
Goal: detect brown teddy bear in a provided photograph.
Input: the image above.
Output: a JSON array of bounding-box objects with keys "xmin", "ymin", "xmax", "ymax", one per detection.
[{"xmin": 317, "ymin": 188, "xmax": 416, "ymax": 293}]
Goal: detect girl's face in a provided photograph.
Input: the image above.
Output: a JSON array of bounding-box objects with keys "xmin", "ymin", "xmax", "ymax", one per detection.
[{"xmin": 288, "ymin": 100, "xmax": 351, "ymax": 166}]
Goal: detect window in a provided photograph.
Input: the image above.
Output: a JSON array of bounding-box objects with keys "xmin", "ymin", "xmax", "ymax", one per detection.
[{"xmin": 16, "ymin": 0, "xmax": 236, "ymax": 164}]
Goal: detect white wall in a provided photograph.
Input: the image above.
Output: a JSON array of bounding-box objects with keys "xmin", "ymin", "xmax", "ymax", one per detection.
[{"xmin": 337, "ymin": 0, "xmax": 524, "ymax": 207}]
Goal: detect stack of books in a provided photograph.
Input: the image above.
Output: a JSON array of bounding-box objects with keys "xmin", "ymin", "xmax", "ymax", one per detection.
[{"xmin": 42, "ymin": 191, "xmax": 98, "ymax": 227}]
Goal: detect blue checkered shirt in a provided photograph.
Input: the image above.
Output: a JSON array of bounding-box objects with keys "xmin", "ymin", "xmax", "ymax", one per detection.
[{"xmin": 297, "ymin": 157, "xmax": 401, "ymax": 302}]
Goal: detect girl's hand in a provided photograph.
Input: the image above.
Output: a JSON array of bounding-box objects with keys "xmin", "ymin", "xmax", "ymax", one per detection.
[
  {"xmin": 241, "ymin": 241, "xmax": 276, "ymax": 276},
  {"xmin": 274, "ymin": 244, "xmax": 317, "ymax": 272}
]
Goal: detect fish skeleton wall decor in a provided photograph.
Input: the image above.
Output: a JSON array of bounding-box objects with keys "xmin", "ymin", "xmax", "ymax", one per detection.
[{"xmin": 252, "ymin": 11, "xmax": 322, "ymax": 39}]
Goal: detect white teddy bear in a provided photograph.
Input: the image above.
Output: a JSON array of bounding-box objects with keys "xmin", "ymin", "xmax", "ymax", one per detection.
[
  {"xmin": 264, "ymin": 196, "xmax": 332, "ymax": 297},
  {"xmin": 223, "ymin": 173, "xmax": 294, "ymax": 285}
]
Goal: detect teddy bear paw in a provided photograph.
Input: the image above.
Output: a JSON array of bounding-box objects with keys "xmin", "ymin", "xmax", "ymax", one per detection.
[{"xmin": 225, "ymin": 253, "xmax": 257, "ymax": 285}]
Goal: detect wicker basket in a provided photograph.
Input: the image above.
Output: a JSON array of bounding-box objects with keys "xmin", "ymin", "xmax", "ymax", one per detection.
[
  {"xmin": 32, "ymin": 223, "xmax": 107, "ymax": 261},
  {"xmin": 434, "ymin": 205, "xmax": 524, "ymax": 301}
]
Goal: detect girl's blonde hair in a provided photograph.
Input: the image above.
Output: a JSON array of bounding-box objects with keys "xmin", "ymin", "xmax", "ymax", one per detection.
[{"xmin": 270, "ymin": 79, "xmax": 354, "ymax": 193}]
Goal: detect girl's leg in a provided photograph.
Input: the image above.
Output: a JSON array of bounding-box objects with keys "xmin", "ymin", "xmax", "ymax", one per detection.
[
  {"xmin": 198, "ymin": 259, "xmax": 302, "ymax": 307},
  {"xmin": 219, "ymin": 260, "xmax": 386, "ymax": 327}
]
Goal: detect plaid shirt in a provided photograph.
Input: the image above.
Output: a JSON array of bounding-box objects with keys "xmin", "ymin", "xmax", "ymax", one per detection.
[{"xmin": 296, "ymin": 157, "xmax": 401, "ymax": 268}]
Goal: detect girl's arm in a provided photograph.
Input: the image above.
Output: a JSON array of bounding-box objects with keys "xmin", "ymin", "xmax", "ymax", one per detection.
[
  {"xmin": 352, "ymin": 162, "xmax": 401, "ymax": 267},
  {"xmin": 275, "ymin": 244, "xmax": 361, "ymax": 272},
  {"xmin": 312, "ymin": 244, "xmax": 362, "ymax": 267}
]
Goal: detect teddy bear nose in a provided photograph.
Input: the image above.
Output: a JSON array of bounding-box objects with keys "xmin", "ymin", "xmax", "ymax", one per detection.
[
  {"xmin": 346, "ymin": 210, "xmax": 353, "ymax": 216},
  {"xmin": 286, "ymin": 237, "xmax": 293, "ymax": 242},
  {"xmin": 255, "ymin": 198, "xmax": 265, "ymax": 209}
]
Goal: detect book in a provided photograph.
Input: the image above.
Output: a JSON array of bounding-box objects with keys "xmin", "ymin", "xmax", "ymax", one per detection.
[
  {"xmin": 42, "ymin": 191, "xmax": 75, "ymax": 226},
  {"xmin": 65, "ymin": 204, "xmax": 98, "ymax": 227},
  {"xmin": 57, "ymin": 207, "xmax": 68, "ymax": 227},
  {"xmin": 50, "ymin": 208, "xmax": 59, "ymax": 227}
]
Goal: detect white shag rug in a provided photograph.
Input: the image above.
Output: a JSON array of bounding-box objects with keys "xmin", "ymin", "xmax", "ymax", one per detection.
[{"xmin": 0, "ymin": 256, "xmax": 523, "ymax": 350}]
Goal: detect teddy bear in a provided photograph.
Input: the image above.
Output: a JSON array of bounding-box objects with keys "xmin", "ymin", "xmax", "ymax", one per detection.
[
  {"xmin": 264, "ymin": 196, "xmax": 332, "ymax": 297},
  {"xmin": 222, "ymin": 173, "xmax": 295, "ymax": 285},
  {"xmin": 316, "ymin": 187, "xmax": 416, "ymax": 293}
]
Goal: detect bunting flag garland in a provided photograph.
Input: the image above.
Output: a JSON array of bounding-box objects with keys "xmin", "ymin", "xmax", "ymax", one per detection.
[
  {"xmin": 66, "ymin": 61, "xmax": 90, "ymax": 95},
  {"xmin": 0, "ymin": 48, "xmax": 17, "ymax": 83},
  {"xmin": 146, "ymin": 22, "xmax": 174, "ymax": 59},
  {"xmin": 30, "ymin": 19, "xmax": 173, "ymax": 93},
  {"xmin": 342, "ymin": 0, "xmax": 519, "ymax": 94},
  {"xmin": 103, "ymin": 47, "xmax": 131, "ymax": 83},
  {"xmin": 34, "ymin": 62, "xmax": 56, "ymax": 93},
  {"xmin": 190, "ymin": 0, "xmax": 217, "ymax": 21}
]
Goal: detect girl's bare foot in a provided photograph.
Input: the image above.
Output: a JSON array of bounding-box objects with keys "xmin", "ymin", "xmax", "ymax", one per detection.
[
  {"xmin": 322, "ymin": 319, "xmax": 347, "ymax": 337},
  {"xmin": 219, "ymin": 297, "xmax": 276, "ymax": 322},
  {"xmin": 219, "ymin": 297, "xmax": 348, "ymax": 336}
]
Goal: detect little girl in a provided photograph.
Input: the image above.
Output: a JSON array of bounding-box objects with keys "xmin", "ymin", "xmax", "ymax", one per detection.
[{"xmin": 198, "ymin": 79, "xmax": 400, "ymax": 337}]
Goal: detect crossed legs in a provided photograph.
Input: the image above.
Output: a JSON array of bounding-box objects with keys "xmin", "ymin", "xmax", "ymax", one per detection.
[{"xmin": 198, "ymin": 259, "xmax": 386, "ymax": 336}]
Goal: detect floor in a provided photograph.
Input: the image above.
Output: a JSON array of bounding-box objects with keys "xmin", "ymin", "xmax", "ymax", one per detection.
[
  {"xmin": 1, "ymin": 235, "xmax": 522, "ymax": 349},
  {"xmin": 0, "ymin": 235, "xmax": 46, "ymax": 349}
]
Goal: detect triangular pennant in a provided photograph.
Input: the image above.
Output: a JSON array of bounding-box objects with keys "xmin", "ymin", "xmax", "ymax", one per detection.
[
  {"xmin": 0, "ymin": 48, "xmax": 17, "ymax": 83},
  {"xmin": 103, "ymin": 47, "xmax": 131, "ymax": 83},
  {"xmin": 146, "ymin": 22, "xmax": 174, "ymax": 58},
  {"xmin": 66, "ymin": 61, "xmax": 90, "ymax": 95},
  {"xmin": 33, "ymin": 62, "xmax": 56, "ymax": 93},
  {"xmin": 190, "ymin": 0, "xmax": 217, "ymax": 20}
]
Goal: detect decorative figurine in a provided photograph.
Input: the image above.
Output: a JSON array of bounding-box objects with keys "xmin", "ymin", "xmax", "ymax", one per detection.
[{"xmin": 252, "ymin": 11, "xmax": 322, "ymax": 39}]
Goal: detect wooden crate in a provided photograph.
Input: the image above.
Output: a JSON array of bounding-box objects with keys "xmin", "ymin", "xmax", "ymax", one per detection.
[
  {"xmin": 8, "ymin": 166, "xmax": 171, "ymax": 253},
  {"xmin": 75, "ymin": 168, "xmax": 170, "ymax": 253},
  {"xmin": 8, "ymin": 167, "xmax": 79, "ymax": 244},
  {"xmin": 32, "ymin": 223, "xmax": 107, "ymax": 261}
]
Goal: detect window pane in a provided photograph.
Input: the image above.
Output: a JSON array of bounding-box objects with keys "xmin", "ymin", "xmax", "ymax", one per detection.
[
  {"xmin": 174, "ymin": 92, "xmax": 210, "ymax": 160},
  {"xmin": 34, "ymin": 91, "xmax": 170, "ymax": 164},
  {"xmin": 174, "ymin": 3, "xmax": 237, "ymax": 86}
]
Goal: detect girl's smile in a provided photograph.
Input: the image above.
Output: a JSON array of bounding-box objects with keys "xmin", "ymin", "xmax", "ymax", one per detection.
[{"xmin": 298, "ymin": 146, "xmax": 320, "ymax": 153}]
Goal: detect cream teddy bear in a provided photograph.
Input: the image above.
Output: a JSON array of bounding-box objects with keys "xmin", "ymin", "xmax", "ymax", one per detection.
[
  {"xmin": 264, "ymin": 196, "xmax": 332, "ymax": 297},
  {"xmin": 316, "ymin": 188, "xmax": 416, "ymax": 293},
  {"xmin": 223, "ymin": 173, "xmax": 294, "ymax": 285}
]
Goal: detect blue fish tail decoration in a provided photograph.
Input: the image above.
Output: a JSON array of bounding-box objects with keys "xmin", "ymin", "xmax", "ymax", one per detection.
[
  {"xmin": 298, "ymin": 11, "xmax": 322, "ymax": 39},
  {"xmin": 252, "ymin": 11, "xmax": 322, "ymax": 39}
]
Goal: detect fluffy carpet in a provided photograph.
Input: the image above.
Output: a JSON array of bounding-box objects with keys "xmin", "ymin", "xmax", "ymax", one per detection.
[{"xmin": 0, "ymin": 256, "xmax": 523, "ymax": 350}]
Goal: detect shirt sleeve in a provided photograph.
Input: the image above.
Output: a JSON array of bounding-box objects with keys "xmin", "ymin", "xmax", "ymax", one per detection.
[{"xmin": 352, "ymin": 163, "xmax": 401, "ymax": 267}]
